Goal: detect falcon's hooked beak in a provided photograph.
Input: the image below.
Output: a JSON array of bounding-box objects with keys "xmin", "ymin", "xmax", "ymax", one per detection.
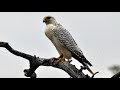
[
  {"xmin": 43, "ymin": 17, "xmax": 47, "ymax": 23},
  {"xmin": 43, "ymin": 20, "xmax": 45, "ymax": 23}
]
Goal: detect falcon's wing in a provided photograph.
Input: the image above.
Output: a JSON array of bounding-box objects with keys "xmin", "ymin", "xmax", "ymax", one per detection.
[
  {"xmin": 53, "ymin": 24, "xmax": 83, "ymax": 57},
  {"xmin": 53, "ymin": 24, "xmax": 92, "ymax": 66}
]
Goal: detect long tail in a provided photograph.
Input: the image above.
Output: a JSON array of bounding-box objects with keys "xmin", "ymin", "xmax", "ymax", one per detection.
[
  {"xmin": 83, "ymin": 62, "xmax": 94, "ymax": 75},
  {"xmin": 81, "ymin": 55, "xmax": 92, "ymax": 66},
  {"xmin": 72, "ymin": 53, "xmax": 94, "ymax": 75},
  {"xmin": 81, "ymin": 56, "xmax": 94, "ymax": 75}
]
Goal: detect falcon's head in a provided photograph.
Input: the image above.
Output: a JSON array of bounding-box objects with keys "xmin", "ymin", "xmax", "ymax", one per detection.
[{"xmin": 43, "ymin": 16, "xmax": 57, "ymax": 25}]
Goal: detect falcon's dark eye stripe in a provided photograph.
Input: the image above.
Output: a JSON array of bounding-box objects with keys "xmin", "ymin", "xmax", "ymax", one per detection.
[{"xmin": 47, "ymin": 17, "xmax": 51, "ymax": 19}]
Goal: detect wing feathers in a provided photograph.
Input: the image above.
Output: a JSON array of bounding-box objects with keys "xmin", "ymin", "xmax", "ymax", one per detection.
[{"xmin": 53, "ymin": 24, "xmax": 92, "ymax": 67}]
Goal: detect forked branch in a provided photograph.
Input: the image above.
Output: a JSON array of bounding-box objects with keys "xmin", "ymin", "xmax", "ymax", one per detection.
[{"xmin": 0, "ymin": 41, "xmax": 91, "ymax": 78}]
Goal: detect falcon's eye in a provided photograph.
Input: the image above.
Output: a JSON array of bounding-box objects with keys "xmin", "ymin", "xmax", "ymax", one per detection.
[{"xmin": 47, "ymin": 17, "xmax": 51, "ymax": 19}]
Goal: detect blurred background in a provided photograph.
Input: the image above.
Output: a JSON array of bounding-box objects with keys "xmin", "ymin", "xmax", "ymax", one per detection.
[{"xmin": 0, "ymin": 12, "xmax": 120, "ymax": 78}]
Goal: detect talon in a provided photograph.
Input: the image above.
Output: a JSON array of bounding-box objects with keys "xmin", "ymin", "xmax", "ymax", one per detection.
[
  {"xmin": 52, "ymin": 57, "xmax": 58, "ymax": 62},
  {"xmin": 53, "ymin": 54, "xmax": 65, "ymax": 62}
]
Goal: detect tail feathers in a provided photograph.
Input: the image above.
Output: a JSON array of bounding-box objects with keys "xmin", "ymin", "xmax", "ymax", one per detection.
[
  {"xmin": 81, "ymin": 55, "xmax": 92, "ymax": 66},
  {"xmin": 72, "ymin": 53, "xmax": 92, "ymax": 67},
  {"xmin": 86, "ymin": 66, "xmax": 94, "ymax": 75},
  {"xmin": 72, "ymin": 53, "xmax": 94, "ymax": 74},
  {"xmin": 83, "ymin": 62, "xmax": 94, "ymax": 75},
  {"xmin": 81, "ymin": 56, "xmax": 94, "ymax": 74}
]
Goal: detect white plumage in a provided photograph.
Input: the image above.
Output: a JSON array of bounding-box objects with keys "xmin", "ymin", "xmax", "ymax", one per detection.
[
  {"xmin": 43, "ymin": 15, "xmax": 94, "ymax": 74},
  {"xmin": 44, "ymin": 24, "xmax": 72, "ymax": 59}
]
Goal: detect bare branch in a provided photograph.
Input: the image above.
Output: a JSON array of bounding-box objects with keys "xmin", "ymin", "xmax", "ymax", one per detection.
[
  {"xmin": 0, "ymin": 41, "xmax": 89, "ymax": 78},
  {"xmin": 91, "ymin": 72, "xmax": 99, "ymax": 78},
  {"xmin": 0, "ymin": 41, "xmax": 33, "ymax": 60}
]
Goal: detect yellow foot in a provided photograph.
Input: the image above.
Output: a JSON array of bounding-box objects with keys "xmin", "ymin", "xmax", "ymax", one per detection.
[{"xmin": 53, "ymin": 55, "xmax": 65, "ymax": 62}]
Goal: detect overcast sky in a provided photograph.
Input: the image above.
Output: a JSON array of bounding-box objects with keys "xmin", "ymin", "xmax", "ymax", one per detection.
[{"xmin": 0, "ymin": 12, "xmax": 120, "ymax": 78}]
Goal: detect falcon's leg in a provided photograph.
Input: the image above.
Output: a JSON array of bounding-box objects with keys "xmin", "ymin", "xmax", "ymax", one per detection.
[{"xmin": 53, "ymin": 54, "xmax": 65, "ymax": 62}]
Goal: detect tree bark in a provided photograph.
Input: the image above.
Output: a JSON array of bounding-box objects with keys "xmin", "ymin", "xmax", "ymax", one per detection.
[
  {"xmin": 3, "ymin": 41, "xmax": 119, "ymax": 78},
  {"xmin": 0, "ymin": 41, "xmax": 91, "ymax": 78}
]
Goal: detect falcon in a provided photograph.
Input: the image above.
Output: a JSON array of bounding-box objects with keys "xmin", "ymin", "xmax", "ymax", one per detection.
[{"xmin": 43, "ymin": 15, "xmax": 94, "ymax": 75}]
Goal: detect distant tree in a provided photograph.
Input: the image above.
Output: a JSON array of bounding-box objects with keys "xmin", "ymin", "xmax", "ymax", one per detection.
[
  {"xmin": 109, "ymin": 65, "xmax": 120, "ymax": 78},
  {"xmin": 109, "ymin": 65, "xmax": 120, "ymax": 74}
]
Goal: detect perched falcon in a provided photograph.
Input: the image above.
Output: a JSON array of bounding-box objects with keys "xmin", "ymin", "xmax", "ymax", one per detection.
[{"xmin": 43, "ymin": 15, "xmax": 94, "ymax": 75}]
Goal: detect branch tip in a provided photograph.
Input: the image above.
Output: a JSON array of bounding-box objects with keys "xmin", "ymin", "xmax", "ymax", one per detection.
[
  {"xmin": 91, "ymin": 72, "xmax": 99, "ymax": 78},
  {"xmin": 24, "ymin": 69, "xmax": 37, "ymax": 78}
]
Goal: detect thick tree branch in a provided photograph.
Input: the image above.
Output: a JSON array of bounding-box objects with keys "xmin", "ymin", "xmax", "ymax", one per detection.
[{"xmin": 0, "ymin": 41, "xmax": 90, "ymax": 78}]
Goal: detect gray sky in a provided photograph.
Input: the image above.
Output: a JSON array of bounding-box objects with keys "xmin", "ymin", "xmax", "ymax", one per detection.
[{"xmin": 0, "ymin": 12, "xmax": 120, "ymax": 78}]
